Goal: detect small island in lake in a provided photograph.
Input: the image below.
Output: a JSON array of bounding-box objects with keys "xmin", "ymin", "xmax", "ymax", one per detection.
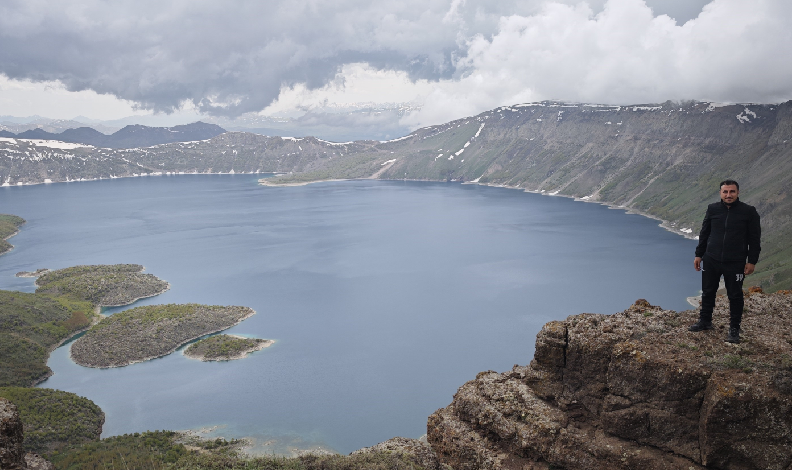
[
  {"xmin": 184, "ymin": 334, "xmax": 273, "ymax": 361},
  {"xmin": 35, "ymin": 264, "xmax": 169, "ymax": 306},
  {"xmin": 71, "ymin": 304, "xmax": 256, "ymax": 368}
]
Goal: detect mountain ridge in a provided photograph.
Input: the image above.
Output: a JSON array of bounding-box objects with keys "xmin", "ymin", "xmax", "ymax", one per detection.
[
  {"xmin": 2, "ymin": 121, "xmax": 225, "ymax": 149},
  {"xmin": 1, "ymin": 100, "xmax": 790, "ymax": 290}
]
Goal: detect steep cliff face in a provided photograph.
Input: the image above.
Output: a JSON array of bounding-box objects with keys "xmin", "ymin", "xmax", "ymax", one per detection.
[{"xmin": 427, "ymin": 291, "xmax": 792, "ymax": 470}]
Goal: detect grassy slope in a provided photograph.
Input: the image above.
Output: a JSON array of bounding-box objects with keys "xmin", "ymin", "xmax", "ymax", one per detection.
[
  {"xmin": 0, "ymin": 290, "xmax": 95, "ymax": 386},
  {"xmin": 49, "ymin": 431, "xmax": 426, "ymax": 470},
  {"xmin": 49, "ymin": 431, "xmax": 189, "ymax": 470},
  {"xmin": 0, "ymin": 387, "xmax": 104, "ymax": 457}
]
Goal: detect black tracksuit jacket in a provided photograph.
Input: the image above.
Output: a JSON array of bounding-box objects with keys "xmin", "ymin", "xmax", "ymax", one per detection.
[{"xmin": 695, "ymin": 198, "xmax": 761, "ymax": 265}]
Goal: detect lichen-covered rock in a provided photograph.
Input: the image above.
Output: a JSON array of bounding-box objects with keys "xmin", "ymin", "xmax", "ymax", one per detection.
[
  {"xmin": 0, "ymin": 397, "xmax": 26, "ymax": 470},
  {"xmin": 428, "ymin": 292, "xmax": 792, "ymax": 470}
]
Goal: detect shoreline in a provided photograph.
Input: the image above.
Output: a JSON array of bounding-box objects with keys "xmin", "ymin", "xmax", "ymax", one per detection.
[
  {"xmin": 466, "ymin": 180, "xmax": 699, "ymax": 241},
  {"xmin": 97, "ymin": 281, "xmax": 171, "ymax": 308},
  {"xmin": 177, "ymin": 424, "xmax": 339, "ymax": 458},
  {"xmin": 1, "ymin": 170, "xmax": 279, "ymax": 189},
  {"xmin": 31, "ymin": 307, "xmax": 104, "ymax": 387},
  {"xmin": 259, "ymin": 176, "xmax": 703, "ymax": 309},
  {"xmin": 0, "ymin": 221, "xmax": 24, "ymax": 256},
  {"xmin": 71, "ymin": 307, "xmax": 258, "ymax": 369},
  {"xmin": 261, "ymin": 176, "xmax": 700, "ymax": 241},
  {"xmin": 259, "ymin": 178, "xmax": 350, "ymax": 187}
]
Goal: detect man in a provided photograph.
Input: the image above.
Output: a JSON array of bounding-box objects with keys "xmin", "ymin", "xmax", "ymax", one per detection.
[{"xmin": 689, "ymin": 180, "xmax": 761, "ymax": 343}]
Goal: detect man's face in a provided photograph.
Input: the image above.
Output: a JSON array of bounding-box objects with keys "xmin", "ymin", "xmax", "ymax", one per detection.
[{"xmin": 720, "ymin": 184, "xmax": 739, "ymax": 204}]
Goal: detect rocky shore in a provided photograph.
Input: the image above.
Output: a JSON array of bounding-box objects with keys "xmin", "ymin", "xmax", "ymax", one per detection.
[
  {"xmin": 71, "ymin": 304, "xmax": 256, "ymax": 368},
  {"xmin": 427, "ymin": 290, "xmax": 792, "ymax": 470},
  {"xmin": 184, "ymin": 334, "xmax": 273, "ymax": 361},
  {"xmin": 35, "ymin": 264, "xmax": 169, "ymax": 307}
]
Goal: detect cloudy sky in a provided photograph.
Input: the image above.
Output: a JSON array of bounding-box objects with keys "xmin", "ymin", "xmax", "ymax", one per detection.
[{"xmin": 1, "ymin": 0, "xmax": 791, "ymax": 135}]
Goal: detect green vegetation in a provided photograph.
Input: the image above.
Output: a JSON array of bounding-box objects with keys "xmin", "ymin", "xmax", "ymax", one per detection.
[
  {"xmin": 0, "ymin": 290, "xmax": 95, "ymax": 386},
  {"xmin": 172, "ymin": 450, "xmax": 428, "ymax": 470},
  {"xmin": 0, "ymin": 213, "xmax": 25, "ymax": 255},
  {"xmin": 716, "ymin": 354, "xmax": 755, "ymax": 373},
  {"xmin": 49, "ymin": 431, "xmax": 188, "ymax": 470},
  {"xmin": 72, "ymin": 304, "xmax": 255, "ymax": 367},
  {"xmin": 0, "ymin": 387, "xmax": 104, "ymax": 457},
  {"xmin": 185, "ymin": 334, "xmax": 272, "ymax": 361},
  {"xmin": 36, "ymin": 264, "xmax": 169, "ymax": 306},
  {"xmin": 49, "ymin": 430, "xmax": 427, "ymax": 470}
]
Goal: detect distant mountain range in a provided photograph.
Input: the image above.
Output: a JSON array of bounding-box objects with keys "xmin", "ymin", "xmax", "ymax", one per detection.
[
  {"xmin": 1, "ymin": 103, "xmax": 418, "ymax": 142},
  {"xmin": 1, "ymin": 100, "xmax": 791, "ymax": 291},
  {"xmin": 0, "ymin": 122, "xmax": 226, "ymax": 149}
]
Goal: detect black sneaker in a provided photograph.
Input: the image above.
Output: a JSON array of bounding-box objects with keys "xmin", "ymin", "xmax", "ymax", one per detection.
[
  {"xmin": 725, "ymin": 327, "xmax": 741, "ymax": 344},
  {"xmin": 688, "ymin": 320, "xmax": 714, "ymax": 332}
]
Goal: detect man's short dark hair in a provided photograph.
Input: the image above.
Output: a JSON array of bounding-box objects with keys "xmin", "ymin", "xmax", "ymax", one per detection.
[{"xmin": 720, "ymin": 179, "xmax": 739, "ymax": 190}]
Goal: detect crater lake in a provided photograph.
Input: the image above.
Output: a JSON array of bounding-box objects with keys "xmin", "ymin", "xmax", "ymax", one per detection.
[{"xmin": 0, "ymin": 175, "xmax": 699, "ymax": 454}]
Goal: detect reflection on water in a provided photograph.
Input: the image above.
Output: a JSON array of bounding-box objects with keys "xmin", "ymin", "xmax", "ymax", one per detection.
[{"xmin": 0, "ymin": 175, "xmax": 699, "ymax": 453}]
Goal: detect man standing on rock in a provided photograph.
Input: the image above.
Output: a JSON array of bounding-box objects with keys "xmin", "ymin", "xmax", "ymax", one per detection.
[{"xmin": 689, "ymin": 180, "xmax": 761, "ymax": 344}]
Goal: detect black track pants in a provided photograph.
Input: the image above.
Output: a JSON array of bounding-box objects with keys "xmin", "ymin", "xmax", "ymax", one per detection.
[{"xmin": 700, "ymin": 255, "xmax": 746, "ymax": 328}]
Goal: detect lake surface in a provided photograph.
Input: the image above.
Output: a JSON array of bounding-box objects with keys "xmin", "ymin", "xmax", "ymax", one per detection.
[{"xmin": 0, "ymin": 175, "xmax": 699, "ymax": 454}]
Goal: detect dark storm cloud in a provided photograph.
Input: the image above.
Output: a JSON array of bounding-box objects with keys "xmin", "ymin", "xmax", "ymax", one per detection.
[
  {"xmin": 1, "ymin": 0, "xmax": 789, "ymax": 124},
  {"xmin": 0, "ymin": 0, "xmax": 541, "ymax": 116}
]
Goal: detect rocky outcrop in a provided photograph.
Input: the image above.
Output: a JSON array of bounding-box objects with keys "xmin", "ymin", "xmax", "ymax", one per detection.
[
  {"xmin": 428, "ymin": 291, "xmax": 792, "ymax": 470},
  {"xmin": 24, "ymin": 453, "xmax": 54, "ymax": 470},
  {"xmin": 1, "ymin": 398, "xmax": 26, "ymax": 470},
  {"xmin": 0, "ymin": 398, "xmax": 56, "ymax": 470}
]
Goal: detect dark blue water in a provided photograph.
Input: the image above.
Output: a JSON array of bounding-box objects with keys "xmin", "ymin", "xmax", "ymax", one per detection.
[{"xmin": 0, "ymin": 175, "xmax": 698, "ymax": 454}]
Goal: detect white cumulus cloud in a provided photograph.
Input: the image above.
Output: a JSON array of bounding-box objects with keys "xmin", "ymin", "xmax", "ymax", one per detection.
[{"xmin": 403, "ymin": 0, "xmax": 792, "ymax": 128}]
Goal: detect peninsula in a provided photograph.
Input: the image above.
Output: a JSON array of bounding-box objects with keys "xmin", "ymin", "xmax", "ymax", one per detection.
[
  {"xmin": 35, "ymin": 264, "xmax": 169, "ymax": 306},
  {"xmin": 184, "ymin": 334, "xmax": 273, "ymax": 361},
  {"xmin": 0, "ymin": 214, "xmax": 25, "ymax": 256},
  {"xmin": 15, "ymin": 268, "xmax": 49, "ymax": 278},
  {"xmin": 71, "ymin": 304, "xmax": 256, "ymax": 368},
  {"xmin": 0, "ymin": 289, "xmax": 96, "ymax": 387}
]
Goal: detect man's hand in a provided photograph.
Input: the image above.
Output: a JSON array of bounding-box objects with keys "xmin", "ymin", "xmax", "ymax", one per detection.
[
  {"xmin": 744, "ymin": 263, "xmax": 755, "ymax": 275},
  {"xmin": 694, "ymin": 257, "xmax": 702, "ymax": 271}
]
